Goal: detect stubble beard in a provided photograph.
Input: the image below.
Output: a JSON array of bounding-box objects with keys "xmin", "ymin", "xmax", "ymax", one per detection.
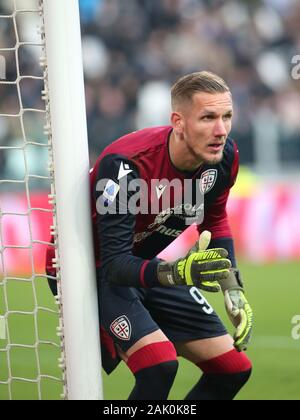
[
  {"xmin": 185, "ymin": 134, "xmax": 226, "ymax": 168},
  {"xmin": 203, "ymin": 151, "xmax": 224, "ymax": 165},
  {"xmin": 189, "ymin": 146, "xmax": 224, "ymax": 167}
]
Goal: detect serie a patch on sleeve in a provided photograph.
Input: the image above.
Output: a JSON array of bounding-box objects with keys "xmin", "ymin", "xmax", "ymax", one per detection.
[{"xmin": 102, "ymin": 180, "xmax": 120, "ymax": 205}]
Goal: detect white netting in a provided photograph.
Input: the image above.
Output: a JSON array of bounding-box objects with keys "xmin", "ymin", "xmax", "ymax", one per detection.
[{"xmin": 0, "ymin": 0, "xmax": 64, "ymax": 400}]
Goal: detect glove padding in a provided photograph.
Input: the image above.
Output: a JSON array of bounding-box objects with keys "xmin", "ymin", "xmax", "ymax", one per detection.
[
  {"xmin": 224, "ymin": 288, "xmax": 253, "ymax": 352},
  {"xmin": 157, "ymin": 231, "xmax": 231, "ymax": 292}
]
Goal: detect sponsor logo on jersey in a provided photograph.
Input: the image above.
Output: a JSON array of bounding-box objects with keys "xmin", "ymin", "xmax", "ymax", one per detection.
[
  {"xmin": 148, "ymin": 209, "xmax": 173, "ymax": 229},
  {"xmin": 200, "ymin": 169, "xmax": 218, "ymax": 194},
  {"xmin": 110, "ymin": 316, "xmax": 132, "ymax": 341},
  {"xmin": 118, "ymin": 162, "xmax": 133, "ymax": 180},
  {"xmin": 134, "ymin": 231, "xmax": 152, "ymax": 243},
  {"xmin": 155, "ymin": 225, "xmax": 182, "ymax": 238},
  {"xmin": 102, "ymin": 180, "xmax": 120, "ymax": 205},
  {"xmin": 133, "ymin": 203, "xmax": 203, "ymax": 244}
]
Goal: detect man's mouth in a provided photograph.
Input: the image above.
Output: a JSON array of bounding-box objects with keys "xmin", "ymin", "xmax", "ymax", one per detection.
[{"xmin": 207, "ymin": 143, "xmax": 225, "ymax": 152}]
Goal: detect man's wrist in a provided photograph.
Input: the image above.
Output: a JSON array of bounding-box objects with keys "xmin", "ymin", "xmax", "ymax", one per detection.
[
  {"xmin": 219, "ymin": 268, "xmax": 244, "ymax": 293},
  {"xmin": 141, "ymin": 259, "xmax": 164, "ymax": 288},
  {"xmin": 157, "ymin": 261, "xmax": 184, "ymax": 287}
]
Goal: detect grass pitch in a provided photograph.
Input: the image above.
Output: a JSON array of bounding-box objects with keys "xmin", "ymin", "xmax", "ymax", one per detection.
[{"xmin": 1, "ymin": 261, "xmax": 300, "ymax": 400}]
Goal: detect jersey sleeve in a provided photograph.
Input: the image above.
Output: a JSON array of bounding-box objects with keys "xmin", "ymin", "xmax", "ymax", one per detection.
[{"xmin": 94, "ymin": 154, "xmax": 160, "ymax": 288}]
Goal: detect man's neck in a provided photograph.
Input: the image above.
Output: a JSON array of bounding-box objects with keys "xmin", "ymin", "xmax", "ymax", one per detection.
[{"xmin": 168, "ymin": 131, "xmax": 204, "ymax": 173}]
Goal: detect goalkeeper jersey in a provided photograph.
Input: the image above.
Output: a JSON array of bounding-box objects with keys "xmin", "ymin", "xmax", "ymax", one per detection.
[{"xmin": 90, "ymin": 125, "xmax": 239, "ymax": 289}]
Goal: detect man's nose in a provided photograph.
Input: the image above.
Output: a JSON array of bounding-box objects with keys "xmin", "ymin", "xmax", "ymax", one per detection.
[{"xmin": 213, "ymin": 118, "xmax": 227, "ymax": 138}]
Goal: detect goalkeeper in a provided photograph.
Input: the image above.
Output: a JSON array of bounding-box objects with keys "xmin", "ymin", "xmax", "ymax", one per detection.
[{"xmin": 47, "ymin": 71, "xmax": 253, "ymax": 400}]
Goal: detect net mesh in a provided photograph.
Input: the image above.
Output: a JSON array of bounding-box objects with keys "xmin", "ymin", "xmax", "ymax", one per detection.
[{"xmin": 0, "ymin": 0, "xmax": 64, "ymax": 400}]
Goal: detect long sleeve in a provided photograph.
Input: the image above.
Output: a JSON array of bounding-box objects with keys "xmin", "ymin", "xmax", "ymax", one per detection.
[{"xmin": 94, "ymin": 154, "xmax": 160, "ymax": 288}]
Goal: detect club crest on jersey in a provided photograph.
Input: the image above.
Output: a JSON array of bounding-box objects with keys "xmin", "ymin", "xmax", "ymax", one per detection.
[
  {"xmin": 200, "ymin": 169, "xmax": 218, "ymax": 194},
  {"xmin": 110, "ymin": 316, "xmax": 132, "ymax": 341}
]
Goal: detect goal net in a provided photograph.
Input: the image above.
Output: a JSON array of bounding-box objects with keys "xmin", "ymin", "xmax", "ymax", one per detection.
[{"xmin": 0, "ymin": 0, "xmax": 102, "ymax": 400}]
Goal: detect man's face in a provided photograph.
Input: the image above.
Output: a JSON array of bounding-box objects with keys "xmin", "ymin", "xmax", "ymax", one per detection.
[{"xmin": 173, "ymin": 92, "xmax": 233, "ymax": 166}]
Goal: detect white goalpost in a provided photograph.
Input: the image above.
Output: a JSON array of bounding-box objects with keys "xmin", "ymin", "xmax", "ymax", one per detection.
[{"xmin": 0, "ymin": 0, "xmax": 103, "ymax": 400}]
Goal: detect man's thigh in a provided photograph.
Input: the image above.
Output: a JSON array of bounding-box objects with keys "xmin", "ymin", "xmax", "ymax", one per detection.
[
  {"xmin": 145, "ymin": 286, "xmax": 228, "ymax": 343},
  {"xmin": 175, "ymin": 334, "xmax": 235, "ymax": 364},
  {"xmin": 99, "ymin": 282, "xmax": 163, "ymax": 352}
]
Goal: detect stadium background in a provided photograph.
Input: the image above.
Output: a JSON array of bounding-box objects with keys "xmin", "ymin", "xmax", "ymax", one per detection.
[{"xmin": 0, "ymin": 0, "xmax": 300, "ymax": 400}]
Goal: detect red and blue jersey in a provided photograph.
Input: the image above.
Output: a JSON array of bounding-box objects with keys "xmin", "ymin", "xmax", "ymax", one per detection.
[{"xmin": 90, "ymin": 126, "xmax": 239, "ymax": 288}]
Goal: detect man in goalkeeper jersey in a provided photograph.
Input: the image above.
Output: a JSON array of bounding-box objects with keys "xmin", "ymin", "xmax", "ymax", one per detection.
[{"xmin": 48, "ymin": 71, "xmax": 253, "ymax": 400}]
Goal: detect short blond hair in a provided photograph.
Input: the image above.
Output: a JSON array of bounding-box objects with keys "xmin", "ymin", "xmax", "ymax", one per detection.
[{"xmin": 171, "ymin": 71, "xmax": 231, "ymax": 110}]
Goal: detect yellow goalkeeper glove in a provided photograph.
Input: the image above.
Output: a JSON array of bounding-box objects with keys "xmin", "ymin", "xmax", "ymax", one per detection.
[
  {"xmin": 220, "ymin": 269, "xmax": 253, "ymax": 352},
  {"xmin": 157, "ymin": 231, "xmax": 231, "ymax": 292}
]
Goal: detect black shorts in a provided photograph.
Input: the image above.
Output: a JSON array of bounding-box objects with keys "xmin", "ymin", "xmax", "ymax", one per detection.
[{"xmin": 98, "ymin": 280, "xmax": 228, "ymax": 353}]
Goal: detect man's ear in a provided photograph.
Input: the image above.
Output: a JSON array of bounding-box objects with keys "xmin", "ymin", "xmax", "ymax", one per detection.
[{"xmin": 171, "ymin": 111, "xmax": 184, "ymax": 135}]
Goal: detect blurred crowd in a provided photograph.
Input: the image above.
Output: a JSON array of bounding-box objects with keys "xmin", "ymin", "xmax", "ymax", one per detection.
[{"xmin": 1, "ymin": 0, "xmax": 300, "ymax": 184}]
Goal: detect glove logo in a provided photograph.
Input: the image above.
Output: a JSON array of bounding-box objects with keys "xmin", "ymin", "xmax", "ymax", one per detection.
[
  {"xmin": 110, "ymin": 316, "xmax": 132, "ymax": 341},
  {"xmin": 200, "ymin": 169, "xmax": 218, "ymax": 194}
]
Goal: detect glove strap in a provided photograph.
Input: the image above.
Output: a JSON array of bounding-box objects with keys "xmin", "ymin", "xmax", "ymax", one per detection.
[
  {"xmin": 157, "ymin": 261, "xmax": 185, "ymax": 286},
  {"xmin": 219, "ymin": 268, "xmax": 244, "ymax": 292}
]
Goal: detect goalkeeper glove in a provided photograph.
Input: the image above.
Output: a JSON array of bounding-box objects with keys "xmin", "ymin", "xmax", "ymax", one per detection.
[
  {"xmin": 220, "ymin": 269, "xmax": 253, "ymax": 352},
  {"xmin": 157, "ymin": 231, "xmax": 231, "ymax": 292}
]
